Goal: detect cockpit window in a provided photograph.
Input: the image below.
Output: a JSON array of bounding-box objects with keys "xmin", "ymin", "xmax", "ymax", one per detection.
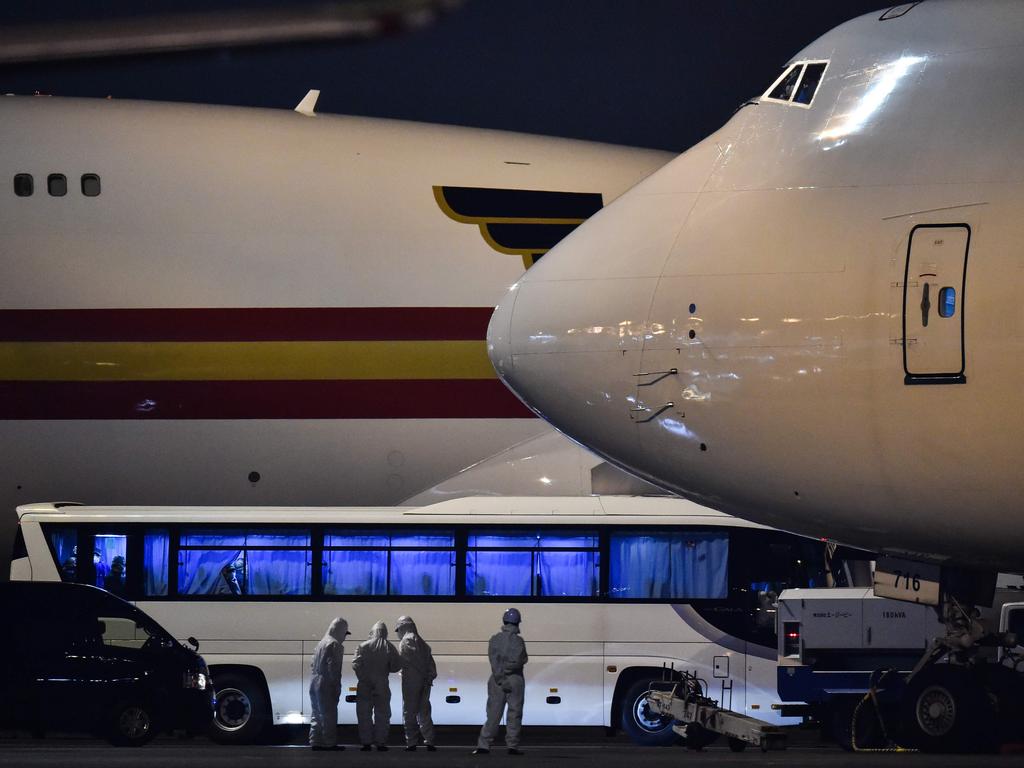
[
  {"xmin": 767, "ymin": 65, "xmax": 803, "ymax": 102},
  {"xmin": 793, "ymin": 62, "xmax": 828, "ymax": 105},
  {"xmin": 763, "ymin": 60, "xmax": 829, "ymax": 108},
  {"xmin": 880, "ymin": 2, "xmax": 921, "ymax": 21}
]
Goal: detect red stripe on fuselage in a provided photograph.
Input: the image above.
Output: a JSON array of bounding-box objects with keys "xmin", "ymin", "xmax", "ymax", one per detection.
[
  {"xmin": 0, "ymin": 307, "xmax": 495, "ymax": 342},
  {"xmin": 0, "ymin": 380, "xmax": 533, "ymax": 419}
]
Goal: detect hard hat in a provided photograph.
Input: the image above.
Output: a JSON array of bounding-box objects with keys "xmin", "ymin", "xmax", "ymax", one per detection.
[
  {"xmin": 394, "ymin": 615, "xmax": 414, "ymax": 632},
  {"xmin": 502, "ymin": 607, "xmax": 522, "ymax": 625}
]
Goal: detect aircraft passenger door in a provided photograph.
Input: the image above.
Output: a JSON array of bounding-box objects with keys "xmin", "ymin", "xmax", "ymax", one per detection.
[{"xmin": 902, "ymin": 224, "xmax": 970, "ymax": 384}]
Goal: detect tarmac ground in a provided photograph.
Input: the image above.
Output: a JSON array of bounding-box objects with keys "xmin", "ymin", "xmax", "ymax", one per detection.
[{"xmin": 4, "ymin": 726, "xmax": 1024, "ymax": 767}]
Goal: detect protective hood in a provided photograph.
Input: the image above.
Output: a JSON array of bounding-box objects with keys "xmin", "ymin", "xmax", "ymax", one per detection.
[
  {"xmin": 327, "ymin": 617, "xmax": 350, "ymax": 642},
  {"xmin": 366, "ymin": 620, "xmax": 391, "ymax": 653},
  {"xmin": 395, "ymin": 615, "xmax": 417, "ymax": 638},
  {"xmin": 502, "ymin": 622, "xmax": 521, "ymax": 635}
]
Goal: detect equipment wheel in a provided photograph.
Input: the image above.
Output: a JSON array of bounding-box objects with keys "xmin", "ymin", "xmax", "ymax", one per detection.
[
  {"xmin": 619, "ymin": 678, "xmax": 678, "ymax": 746},
  {"xmin": 727, "ymin": 736, "xmax": 747, "ymax": 752},
  {"xmin": 684, "ymin": 722, "xmax": 718, "ymax": 751},
  {"xmin": 901, "ymin": 664, "xmax": 994, "ymax": 753},
  {"xmin": 209, "ymin": 671, "xmax": 270, "ymax": 744}
]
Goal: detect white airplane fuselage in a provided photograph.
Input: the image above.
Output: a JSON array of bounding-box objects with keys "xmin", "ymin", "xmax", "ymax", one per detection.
[
  {"xmin": 488, "ymin": 1, "xmax": 1024, "ymax": 571},
  {"xmin": 0, "ymin": 96, "xmax": 670, "ymax": 557}
]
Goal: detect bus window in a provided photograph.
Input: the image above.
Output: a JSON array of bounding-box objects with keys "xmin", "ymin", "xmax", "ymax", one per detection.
[
  {"xmin": 323, "ymin": 531, "xmax": 389, "ymax": 595},
  {"xmin": 47, "ymin": 526, "xmax": 78, "ymax": 582},
  {"xmin": 388, "ymin": 532, "xmax": 455, "ymax": 596},
  {"xmin": 143, "ymin": 530, "xmax": 169, "ymax": 597},
  {"xmin": 95, "ymin": 533, "xmax": 127, "ymax": 595},
  {"xmin": 178, "ymin": 528, "xmax": 312, "ymax": 596},
  {"xmin": 245, "ymin": 530, "xmax": 312, "ymax": 595},
  {"xmin": 608, "ymin": 530, "xmax": 728, "ymax": 599},
  {"xmin": 465, "ymin": 530, "xmax": 599, "ymax": 597}
]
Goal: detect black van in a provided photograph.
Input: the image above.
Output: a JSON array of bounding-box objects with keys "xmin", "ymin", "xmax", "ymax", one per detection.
[{"xmin": 0, "ymin": 581, "xmax": 213, "ymax": 746}]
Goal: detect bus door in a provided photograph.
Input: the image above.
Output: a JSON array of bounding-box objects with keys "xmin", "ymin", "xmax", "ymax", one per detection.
[{"xmin": 902, "ymin": 224, "xmax": 969, "ymax": 384}]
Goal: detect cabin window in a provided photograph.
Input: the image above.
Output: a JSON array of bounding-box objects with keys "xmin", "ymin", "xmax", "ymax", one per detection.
[
  {"xmin": 465, "ymin": 530, "xmax": 599, "ymax": 598},
  {"xmin": 47, "ymin": 173, "xmax": 67, "ymax": 197},
  {"xmin": 81, "ymin": 173, "xmax": 101, "ymax": 197},
  {"xmin": 13, "ymin": 173, "xmax": 33, "ymax": 197},
  {"xmin": 794, "ymin": 62, "xmax": 828, "ymax": 105},
  {"xmin": 608, "ymin": 530, "xmax": 728, "ymax": 599},
  {"xmin": 177, "ymin": 528, "xmax": 312, "ymax": 596},
  {"xmin": 939, "ymin": 287, "xmax": 956, "ymax": 318}
]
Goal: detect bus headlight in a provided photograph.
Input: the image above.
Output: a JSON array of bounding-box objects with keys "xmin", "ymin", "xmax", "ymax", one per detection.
[{"xmin": 183, "ymin": 671, "xmax": 208, "ymax": 690}]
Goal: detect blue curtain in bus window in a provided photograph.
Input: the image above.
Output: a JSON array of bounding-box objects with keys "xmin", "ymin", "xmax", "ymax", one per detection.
[
  {"xmin": 390, "ymin": 550, "xmax": 455, "ymax": 595},
  {"xmin": 245, "ymin": 530, "xmax": 311, "ymax": 595},
  {"xmin": 49, "ymin": 527, "xmax": 77, "ymax": 582},
  {"xmin": 468, "ymin": 533, "xmax": 539, "ymax": 548},
  {"xmin": 609, "ymin": 531, "xmax": 728, "ymax": 599},
  {"xmin": 143, "ymin": 530, "xmax": 169, "ymax": 596},
  {"xmin": 323, "ymin": 549, "xmax": 387, "ymax": 595},
  {"xmin": 178, "ymin": 529, "xmax": 248, "ymax": 596},
  {"xmin": 466, "ymin": 551, "xmax": 532, "ymax": 596},
  {"xmin": 325, "ymin": 531, "xmax": 389, "ymax": 548},
  {"xmin": 95, "ymin": 534, "xmax": 127, "ymax": 593},
  {"xmin": 537, "ymin": 551, "xmax": 598, "ymax": 597}
]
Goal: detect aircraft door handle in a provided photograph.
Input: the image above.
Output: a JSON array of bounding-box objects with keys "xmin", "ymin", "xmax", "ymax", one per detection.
[
  {"xmin": 630, "ymin": 402, "xmax": 674, "ymax": 423},
  {"xmin": 633, "ymin": 368, "xmax": 678, "ymax": 386},
  {"xmin": 920, "ymin": 282, "xmax": 931, "ymax": 328}
]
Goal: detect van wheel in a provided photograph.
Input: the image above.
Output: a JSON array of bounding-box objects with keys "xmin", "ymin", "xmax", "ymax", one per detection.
[
  {"xmin": 107, "ymin": 700, "xmax": 158, "ymax": 747},
  {"xmin": 209, "ymin": 671, "xmax": 269, "ymax": 744},
  {"xmin": 619, "ymin": 678, "xmax": 678, "ymax": 746}
]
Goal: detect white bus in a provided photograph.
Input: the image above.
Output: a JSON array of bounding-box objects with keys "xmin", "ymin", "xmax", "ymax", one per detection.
[{"xmin": 11, "ymin": 496, "xmax": 858, "ymax": 745}]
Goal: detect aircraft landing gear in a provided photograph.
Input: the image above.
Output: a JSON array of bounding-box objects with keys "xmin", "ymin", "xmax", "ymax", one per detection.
[{"xmin": 898, "ymin": 578, "xmax": 1024, "ymax": 753}]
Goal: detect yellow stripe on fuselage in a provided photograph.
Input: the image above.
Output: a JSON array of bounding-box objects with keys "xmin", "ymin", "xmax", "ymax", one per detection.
[{"xmin": 0, "ymin": 341, "xmax": 496, "ymax": 381}]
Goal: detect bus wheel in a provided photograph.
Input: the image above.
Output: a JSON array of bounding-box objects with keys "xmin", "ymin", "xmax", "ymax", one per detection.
[
  {"xmin": 209, "ymin": 671, "xmax": 269, "ymax": 744},
  {"xmin": 901, "ymin": 665, "xmax": 994, "ymax": 753},
  {"xmin": 106, "ymin": 699, "xmax": 158, "ymax": 747},
  {"xmin": 619, "ymin": 678, "xmax": 678, "ymax": 746}
]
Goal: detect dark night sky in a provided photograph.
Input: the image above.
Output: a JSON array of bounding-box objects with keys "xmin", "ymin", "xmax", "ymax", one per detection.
[{"xmin": 1, "ymin": 1, "xmax": 888, "ymax": 151}]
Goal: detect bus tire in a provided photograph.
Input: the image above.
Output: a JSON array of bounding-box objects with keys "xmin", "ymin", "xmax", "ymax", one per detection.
[
  {"xmin": 619, "ymin": 677, "xmax": 678, "ymax": 746},
  {"xmin": 209, "ymin": 670, "xmax": 270, "ymax": 745},
  {"xmin": 106, "ymin": 699, "xmax": 159, "ymax": 747},
  {"xmin": 900, "ymin": 665, "xmax": 994, "ymax": 753}
]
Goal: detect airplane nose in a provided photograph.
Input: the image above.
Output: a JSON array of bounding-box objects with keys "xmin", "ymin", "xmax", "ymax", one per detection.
[
  {"xmin": 483, "ymin": 181, "xmax": 683, "ymax": 456},
  {"xmin": 486, "ymin": 283, "xmax": 517, "ymax": 386}
]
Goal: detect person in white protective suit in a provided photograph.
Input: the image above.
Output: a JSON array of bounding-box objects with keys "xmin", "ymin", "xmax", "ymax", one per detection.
[
  {"xmin": 473, "ymin": 608, "xmax": 528, "ymax": 755},
  {"xmin": 394, "ymin": 615, "xmax": 438, "ymax": 751},
  {"xmin": 308, "ymin": 617, "xmax": 350, "ymax": 750},
  {"xmin": 352, "ymin": 620, "xmax": 402, "ymax": 751}
]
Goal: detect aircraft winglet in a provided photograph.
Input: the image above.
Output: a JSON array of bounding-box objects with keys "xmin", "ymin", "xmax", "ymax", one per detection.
[{"xmin": 294, "ymin": 89, "xmax": 320, "ymax": 117}]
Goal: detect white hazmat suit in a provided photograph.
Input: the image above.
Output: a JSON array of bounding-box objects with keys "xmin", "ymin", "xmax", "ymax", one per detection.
[
  {"xmin": 476, "ymin": 617, "xmax": 528, "ymax": 751},
  {"xmin": 308, "ymin": 617, "xmax": 349, "ymax": 749},
  {"xmin": 395, "ymin": 616, "xmax": 437, "ymax": 748},
  {"xmin": 352, "ymin": 620, "xmax": 401, "ymax": 747}
]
